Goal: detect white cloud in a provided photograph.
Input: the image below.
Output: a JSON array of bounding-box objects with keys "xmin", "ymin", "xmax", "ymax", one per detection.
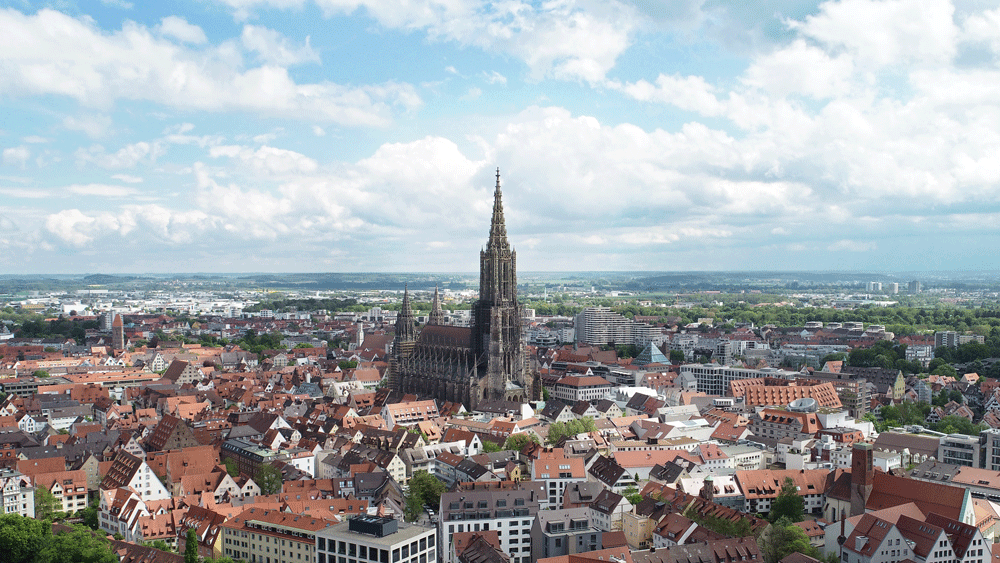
[
  {"xmin": 790, "ymin": 0, "xmax": 957, "ymax": 68},
  {"xmin": 0, "ymin": 9, "xmax": 420, "ymax": 126},
  {"xmin": 241, "ymin": 25, "xmax": 320, "ymax": 66},
  {"xmin": 742, "ymin": 39, "xmax": 854, "ymax": 98},
  {"xmin": 111, "ymin": 174, "xmax": 143, "ymax": 183},
  {"xmin": 613, "ymin": 74, "xmax": 726, "ymax": 116},
  {"xmin": 22, "ymin": 136, "xmax": 48, "ymax": 144},
  {"xmin": 214, "ymin": 0, "xmax": 641, "ymax": 82},
  {"xmin": 45, "ymin": 209, "xmax": 103, "ymax": 246},
  {"xmin": 157, "ymin": 16, "xmax": 208, "ymax": 44},
  {"xmin": 827, "ymin": 239, "xmax": 877, "ymax": 252},
  {"xmin": 100, "ymin": 0, "xmax": 134, "ymax": 8},
  {"xmin": 464, "ymin": 87, "xmax": 482, "ymax": 100},
  {"xmin": 444, "ymin": 66, "xmax": 458, "ymax": 74},
  {"xmin": 45, "ymin": 205, "xmax": 215, "ymax": 246},
  {"xmin": 75, "ymin": 142, "xmax": 165, "ymax": 169},
  {"xmin": 209, "ymin": 145, "xmax": 319, "ymax": 174},
  {"xmin": 63, "ymin": 115, "xmax": 112, "ymax": 138},
  {"xmin": 483, "ymin": 71, "xmax": 507, "ymax": 85},
  {"xmin": 2, "ymin": 147, "xmax": 30, "ymax": 168},
  {"xmin": 66, "ymin": 184, "xmax": 139, "ymax": 197},
  {"xmin": 164, "ymin": 123, "xmax": 196, "ymax": 135},
  {"xmin": 312, "ymin": 125, "xmax": 326, "ymax": 136}
]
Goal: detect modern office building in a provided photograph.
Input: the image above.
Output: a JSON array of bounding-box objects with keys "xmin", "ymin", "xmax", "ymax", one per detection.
[{"xmin": 317, "ymin": 516, "xmax": 436, "ymax": 563}]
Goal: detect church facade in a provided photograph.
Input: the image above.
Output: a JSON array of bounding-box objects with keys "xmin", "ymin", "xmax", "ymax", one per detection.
[{"xmin": 389, "ymin": 170, "xmax": 538, "ymax": 410}]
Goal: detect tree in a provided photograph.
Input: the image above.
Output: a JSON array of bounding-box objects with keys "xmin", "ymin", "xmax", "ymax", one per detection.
[
  {"xmin": 481, "ymin": 440, "xmax": 502, "ymax": 453},
  {"xmin": 622, "ymin": 486, "xmax": 643, "ymax": 506},
  {"xmin": 145, "ymin": 540, "xmax": 171, "ymax": 552},
  {"xmin": 80, "ymin": 500, "xmax": 100, "ymax": 531},
  {"xmin": 34, "ymin": 487, "xmax": 59, "ymax": 521},
  {"xmin": 338, "ymin": 360, "xmax": 358, "ymax": 370},
  {"xmin": 222, "ymin": 457, "xmax": 239, "ymax": 478},
  {"xmin": 503, "ymin": 434, "xmax": 539, "ymax": 451},
  {"xmin": 669, "ymin": 349, "xmax": 686, "ymax": 363},
  {"xmin": 768, "ymin": 477, "xmax": 804, "ymax": 523},
  {"xmin": 184, "ymin": 529, "xmax": 198, "ymax": 563},
  {"xmin": 546, "ymin": 418, "xmax": 596, "ymax": 445},
  {"xmin": 0, "ymin": 513, "xmax": 49, "ymax": 563},
  {"xmin": 404, "ymin": 471, "xmax": 446, "ymax": 522},
  {"xmin": 758, "ymin": 519, "xmax": 820, "ymax": 563},
  {"xmin": 931, "ymin": 363, "xmax": 958, "ymax": 378},
  {"xmin": 32, "ymin": 370, "xmax": 49, "ymax": 379},
  {"xmin": 256, "ymin": 463, "xmax": 283, "ymax": 495},
  {"xmin": 820, "ymin": 352, "xmax": 847, "ymax": 366},
  {"xmin": 34, "ymin": 524, "xmax": 116, "ymax": 563}
]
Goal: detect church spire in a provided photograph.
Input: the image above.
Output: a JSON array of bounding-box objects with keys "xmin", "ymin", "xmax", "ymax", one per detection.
[
  {"xmin": 429, "ymin": 284, "xmax": 444, "ymax": 325},
  {"xmin": 487, "ymin": 168, "xmax": 509, "ymax": 251},
  {"xmin": 395, "ymin": 284, "xmax": 415, "ymax": 342}
]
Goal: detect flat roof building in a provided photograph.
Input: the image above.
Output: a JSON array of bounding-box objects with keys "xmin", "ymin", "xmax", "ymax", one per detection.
[{"xmin": 317, "ymin": 516, "xmax": 436, "ymax": 563}]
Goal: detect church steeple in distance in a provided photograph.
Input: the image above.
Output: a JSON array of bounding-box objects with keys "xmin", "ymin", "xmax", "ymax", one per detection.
[{"xmin": 429, "ymin": 284, "xmax": 445, "ymax": 325}]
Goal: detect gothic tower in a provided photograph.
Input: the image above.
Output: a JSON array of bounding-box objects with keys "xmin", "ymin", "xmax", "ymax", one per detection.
[
  {"xmin": 428, "ymin": 285, "xmax": 445, "ymax": 326},
  {"xmin": 472, "ymin": 169, "xmax": 528, "ymax": 402},
  {"xmin": 388, "ymin": 285, "xmax": 417, "ymax": 392}
]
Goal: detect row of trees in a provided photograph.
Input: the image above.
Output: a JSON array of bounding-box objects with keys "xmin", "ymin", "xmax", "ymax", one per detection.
[
  {"xmin": 546, "ymin": 418, "xmax": 596, "ymax": 444},
  {"xmin": 864, "ymin": 401, "xmax": 985, "ymax": 435},
  {"xmin": 0, "ymin": 514, "xmax": 116, "ymax": 563}
]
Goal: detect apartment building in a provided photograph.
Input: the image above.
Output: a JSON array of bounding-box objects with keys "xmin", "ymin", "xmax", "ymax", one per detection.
[
  {"xmin": 575, "ymin": 307, "xmax": 659, "ymax": 346},
  {"xmin": 530, "ymin": 507, "xmax": 602, "ymax": 561},
  {"xmin": 438, "ymin": 484, "xmax": 544, "ymax": 563},
  {"xmin": 533, "ymin": 449, "xmax": 587, "ymax": 508},
  {"xmin": 220, "ymin": 507, "xmax": 335, "ymax": 563},
  {"xmin": 939, "ymin": 434, "xmax": 981, "ymax": 468},
  {"xmin": 0, "ymin": 468, "xmax": 34, "ymax": 517}
]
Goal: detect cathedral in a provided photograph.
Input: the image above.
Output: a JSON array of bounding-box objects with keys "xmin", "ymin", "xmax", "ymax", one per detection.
[{"xmin": 389, "ymin": 169, "xmax": 539, "ymax": 409}]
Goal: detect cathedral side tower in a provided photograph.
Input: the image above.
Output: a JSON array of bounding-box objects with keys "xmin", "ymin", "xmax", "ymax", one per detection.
[{"xmin": 428, "ymin": 285, "xmax": 445, "ymax": 325}]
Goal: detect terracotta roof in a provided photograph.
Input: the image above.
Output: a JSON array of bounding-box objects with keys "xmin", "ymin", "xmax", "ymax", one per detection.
[{"xmin": 866, "ymin": 471, "xmax": 967, "ymax": 520}]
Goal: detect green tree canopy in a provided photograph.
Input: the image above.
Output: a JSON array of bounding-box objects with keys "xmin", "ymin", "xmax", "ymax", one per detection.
[
  {"xmin": 404, "ymin": 471, "xmax": 446, "ymax": 522},
  {"xmin": 546, "ymin": 418, "xmax": 596, "ymax": 445},
  {"xmin": 34, "ymin": 524, "xmax": 115, "ymax": 563},
  {"xmin": 0, "ymin": 513, "xmax": 49, "ymax": 563},
  {"xmin": 768, "ymin": 477, "xmax": 804, "ymax": 523},
  {"xmin": 256, "ymin": 463, "xmax": 283, "ymax": 495},
  {"xmin": 34, "ymin": 488, "xmax": 58, "ymax": 521},
  {"xmin": 503, "ymin": 433, "xmax": 539, "ymax": 451},
  {"xmin": 184, "ymin": 529, "xmax": 198, "ymax": 563},
  {"xmin": 759, "ymin": 519, "xmax": 821, "ymax": 563}
]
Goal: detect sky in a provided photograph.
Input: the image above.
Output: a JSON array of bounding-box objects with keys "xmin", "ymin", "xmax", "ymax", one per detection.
[{"xmin": 2, "ymin": 0, "xmax": 1000, "ymax": 274}]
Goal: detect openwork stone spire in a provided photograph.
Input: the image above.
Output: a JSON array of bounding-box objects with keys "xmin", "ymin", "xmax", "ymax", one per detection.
[
  {"xmin": 395, "ymin": 284, "xmax": 415, "ymax": 342},
  {"xmin": 487, "ymin": 168, "xmax": 509, "ymax": 252},
  {"xmin": 429, "ymin": 284, "xmax": 445, "ymax": 325}
]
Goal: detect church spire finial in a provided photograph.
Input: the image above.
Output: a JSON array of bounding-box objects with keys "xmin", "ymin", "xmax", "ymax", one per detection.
[{"xmin": 488, "ymin": 168, "xmax": 508, "ymax": 250}]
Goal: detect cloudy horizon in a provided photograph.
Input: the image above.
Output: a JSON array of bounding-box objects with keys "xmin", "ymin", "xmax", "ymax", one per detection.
[{"xmin": 2, "ymin": 0, "xmax": 999, "ymax": 274}]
